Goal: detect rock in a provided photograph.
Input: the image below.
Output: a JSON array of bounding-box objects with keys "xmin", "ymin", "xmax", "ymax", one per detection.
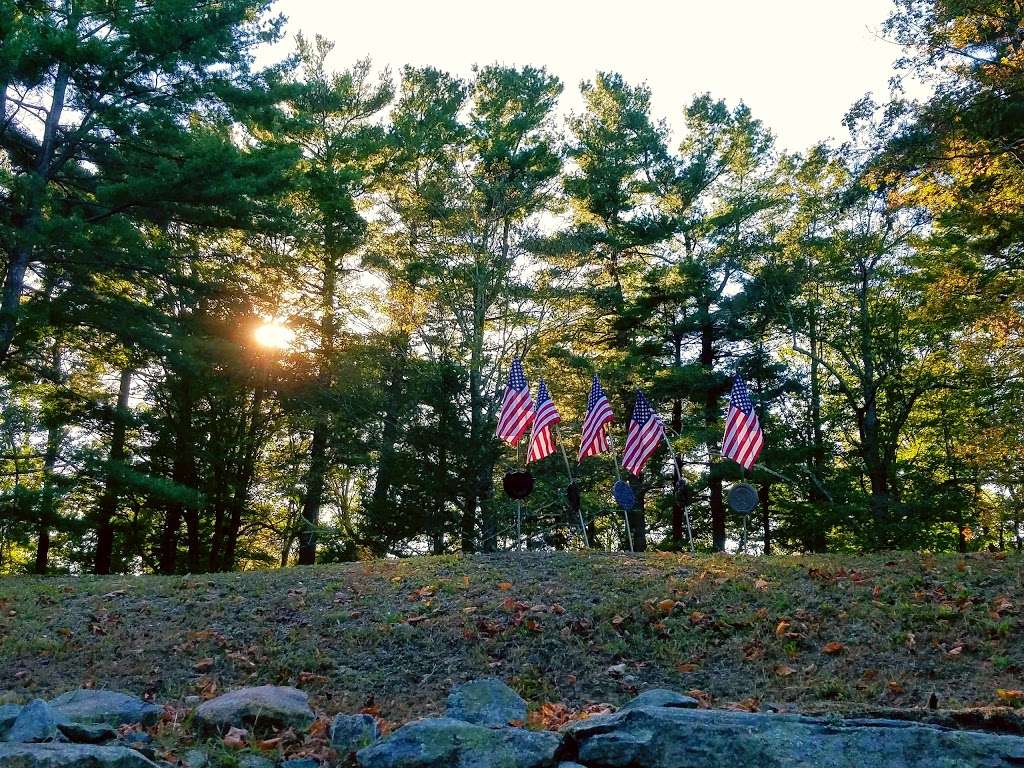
[
  {"xmin": 563, "ymin": 706, "xmax": 1024, "ymax": 768},
  {"xmin": 181, "ymin": 748, "xmax": 208, "ymax": 768},
  {"xmin": 56, "ymin": 722, "xmax": 118, "ymax": 744},
  {"xmin": 119, "ymin": 732, "xmax": 151, "ymax": 747},
  {"xmin": 193, "ymin": 686, "xmax": 314, "ymax": 735},
  {"xmin": 280, "ymin": 760, "xmax": 320, "ymax": 768},
  {"xmin": 0, "ymin": 742, "xmax": 160, "ymax": 767},
  {"xmin": 619, "ymin": 688, "xmax": 699, "ymax": 711},
  {"xmin": 356, "ymin": 717, "xmax": 562, "ymax": 768},
  {"xmin": 48, "ymin": 690, "xmax": 161, "ymax": 728},
  {"xmin": 557, "ymin": 763, "xmax": 587, "ymax": 768},
  {"xmin": 236, "ymin": 755, "xmax": 274, "ymax": 768},
  {"xmin": 5, "ymin": 700, "xmax": 61, "ymax": 743},
  {"xmin": 330, "ymin": 713, "xmax": 378, "ymax": 754},
  {"xmin": 1, "ymin": 704, "xmax": 24, "ymax": 739},
  {"xmin": 446, "ymin": 678, "xmax": 527, "ymax": 728}
]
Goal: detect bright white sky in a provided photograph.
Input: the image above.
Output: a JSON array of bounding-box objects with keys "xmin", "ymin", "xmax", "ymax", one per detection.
[{"xmin": 263, "ymin": 0, "xmax": 905, "ymax": 153}]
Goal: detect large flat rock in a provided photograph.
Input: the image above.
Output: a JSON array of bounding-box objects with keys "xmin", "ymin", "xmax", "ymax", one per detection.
[
  {"xmin": 563, "ymin": 706, "xmax": 1024, "ymax": 767},
  {"xmin": 0, "ymin": 743, "xmax": 158, "ymax": 767},
  {"xmin": 357, "ymin": 717, "xmax": 562, "ymax": 768}
]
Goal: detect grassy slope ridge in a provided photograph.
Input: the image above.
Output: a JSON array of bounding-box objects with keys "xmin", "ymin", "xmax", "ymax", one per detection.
[{"xmin": 0, "ymin": 552, "xmax": 1022, "ymax": 726}]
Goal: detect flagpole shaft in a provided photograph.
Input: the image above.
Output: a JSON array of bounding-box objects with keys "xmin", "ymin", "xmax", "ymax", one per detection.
[
  {"xmin": 554, "ymin": 426, "xmax": 574, "ymax": 481},
  {"xmin": 555, "ymin": 426, "xmax": 589, "ymax": 549},
  {"xmin": 516, "ymin": 501, "xmax": 522, "ymax": 552},
  {"xmin": 663, "ymin": 433, "xmax": 694, "ymax": 555}
]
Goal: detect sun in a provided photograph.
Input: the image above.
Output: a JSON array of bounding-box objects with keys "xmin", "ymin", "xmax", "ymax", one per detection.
[{"xmin": 253, "ymin": 320, "xmax": 294, "ymax": 350}]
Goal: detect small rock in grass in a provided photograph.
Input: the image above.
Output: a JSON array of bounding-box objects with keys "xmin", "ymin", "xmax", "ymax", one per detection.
[
  {"xmin": 446, "ymin": 678, "xmax": 527, "ymax": 727},
  {"xmin": 619, "ymin": 689, "xmax": 699, "ymax": 711},
  {"xmin": 48, "ymin": 690, "xmax": 162, "ymax": 727},
  {"xmin": 194, "ymin": 686, "xmax": 314, "ymax": 735},
  {"xmin": 0, "ymin": 742, "xmax": 160, "ymax": 767},
  {"xmin": 330, "ymin": 713, "xmax": 378, "ymax": 754},
  {"xmin": 57, "ymin": 721, "xmax": 118, "ymax": 743},
  {"xmin": 6, "ymin": 699, "xmax": 61, "ymax": 743}
]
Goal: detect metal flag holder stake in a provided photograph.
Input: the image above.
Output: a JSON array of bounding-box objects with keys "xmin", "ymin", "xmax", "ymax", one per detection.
[
  {"xmin": 554, "ymin": 425, "xmax": 590, "ymax": 549},
  {"xmin": 663, "ymin": 433, "xmax": 695, "ymax": 554},
  {"xmin": 607, "ymin": 436, "xmax": 634, "ymax": 553},
  {"xmin": 727, "ymin": 468, "xmax": 759, "ymax": 555}
]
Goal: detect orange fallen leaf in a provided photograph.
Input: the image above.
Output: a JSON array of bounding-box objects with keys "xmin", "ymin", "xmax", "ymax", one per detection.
[
  {"xmin": 774, "ymin": 664, "xmax": 796, "ymax": 677},
  {"xmin": 888, "ymin": 681, "xmax": 905, "ymax": 695},
  {"xmin": 753, "ymin": 578, "xmax": 770, "ymax": 591},
  {"xmin": 995, "ymin": 689, "xmax": 1024, "ymax": 703},
  {"xmin": 675, "ymin": 661, "xmax": 699, "ymax": 673},
  {"xmin": 774, "ymin": 620, "xmax": 791, "ymax": 638},
  {"xmin": 657, "ymin": 599, "xmax": 676, "ymax": 614},
  {"xmin": 497, "ymin": 582, "xmax": 513, "ymax": 591},
  {"xmin": 822, "ymin": 642, "xmax": 845, "ymax": 654},
  {"xmin": 193, "ymin": 658, "xmax": 214, "ymax": 672}
]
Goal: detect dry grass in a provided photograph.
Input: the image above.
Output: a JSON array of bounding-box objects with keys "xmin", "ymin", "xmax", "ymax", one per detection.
[{"xmin": 1, "ymin": 551, "xmax": 1022, "ymax": 726}]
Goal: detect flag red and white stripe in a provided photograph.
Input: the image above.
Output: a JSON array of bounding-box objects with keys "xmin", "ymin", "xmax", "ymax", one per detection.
[
  {"xmin": 578, "ymin": 375, "xmax": 613, "ymax": 461},
  {"xmin": 722, "ymin": 375, "xmax": 763, "ymax": 470},
  {"xmin": 495, "ymin": 358, "xmax": 533, "ymax": 445},
  {"xmin": 621, "ymin": 390, "xmax": 665, "ymax": 476},
  {"xmin": 526, "ymin": 379, "xmax": 561, "ymax": 462}
]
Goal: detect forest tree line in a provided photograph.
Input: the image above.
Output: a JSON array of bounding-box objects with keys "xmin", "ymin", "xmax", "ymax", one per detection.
[{"xmin": 1, "ymin": 0, "xmax": 1022, "ymax": 573}]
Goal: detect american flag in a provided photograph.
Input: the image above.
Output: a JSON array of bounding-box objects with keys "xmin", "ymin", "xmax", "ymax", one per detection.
[
  {"xmin": 526, "ymin": 379, "xmax": 561, "ymax": 462},
  {"xmin": 621, "ymin": 390, "xmax": 665, "ymax": 476},
  {"xmin": 495, "ymin": 358, "xmax": 533, "ymax": 445},
  {"xmin": 578, "ymin": 375, "xmax": 613, "ymax": 461},
  {"xmin": 722, "ymin": 376, "xmax": 763, "ymax": 470}
]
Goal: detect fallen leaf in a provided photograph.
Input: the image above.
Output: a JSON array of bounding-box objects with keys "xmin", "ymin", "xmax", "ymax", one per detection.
[
  {"xmin": 774, "ymin": 664, "xmax": 796, "ymax": 677},
  {"xmin": 995, "ymin": 689, "xmax": 1024, "ymax": 703},
  {"xmin": 497, "ymin": 582, "xmax": 513, "ymax": 591},
  {"xmin": 822, "ymin": 642, "xmax": 845, "ymax": 655},
  {"xmin": 888, "ymin": 681, "xmax": 905, "ymax": 695},
  {"xmin": 223, "ymin": 726, "xmax": 247, "ymax": 749},
  {"xmin": 657, "ymin": 599, "xmax": 676, "ymax": 614},
  {"xmin": 193, "ymin": 658, "xmax": 215, "ymax": 672},
  {"xmin": 753, "ymin": 578, "xmax": 770, "ymax": 591},
  {"xmin": 675, "ymin": 661, "xmax": 699, "ymax": 673},
  {"xmin": 774, "ymin": 620, "xmax": 791, "ymax": 638}
]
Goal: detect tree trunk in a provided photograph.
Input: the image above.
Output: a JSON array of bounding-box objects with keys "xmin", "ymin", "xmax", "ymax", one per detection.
[
  {"xmin": 369, "ymin": 346, "xmax": 406, "ymax": 526},
  {"xmin": 95, "ymin": 369, "xmax": 132, "ymax": 574},
  {"xmin": 159, "ymin": 381, "xmax": 196, "ymax": 574},
  {"xmin": 701, "ymin": 319, "xmax": 725, "ymax": 551},
  {"xmin": 297, "ymin": 421, "xmax": 328, "ymax": 565},
  {"xmin": 221, "ymin": 385, "xmax": 267, "ymax": 571},
  {"xmin": 34, "ymin": 425, "xmax": 62, "ymax": 574},
  {"xmin": 298, "ymin": 250, "xmax": 339, "ymax": 566},
  {"xmin": 759, "ymin": 482, "xmax": 772, "ymax": 555},
  {"xmin": 0, "ymin": 59, "xmax": 71, "ymax": 366}
]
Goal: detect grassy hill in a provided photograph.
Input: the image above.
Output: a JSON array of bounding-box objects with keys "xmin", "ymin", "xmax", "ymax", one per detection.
[{"xmin": 1, "ymin": 551, "xmax": 1022, "ymax": 730}]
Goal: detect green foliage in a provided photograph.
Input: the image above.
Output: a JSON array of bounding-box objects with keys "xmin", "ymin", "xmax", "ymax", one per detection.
[{"xmin": 2, "ymin": 0, "xmax": 1022, "ymax": 574}]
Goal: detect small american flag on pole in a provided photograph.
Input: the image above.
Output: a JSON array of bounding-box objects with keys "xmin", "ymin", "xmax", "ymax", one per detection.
[
  {"xmin": 495, "ymin": 358, "xmax": 533, "ymax": 445},
  {"xmin": 526, "ymin": 379, "xmax": 561, "ymax": 462},
  {"xmin": 722, "ymin": 375, "xmax": 763, "ymax": 470},
  {"xmin": 578, "ymin": 375, "xmax": 613, "ymax": 461},
  {"xmin": 621, "ymin": 390, "xmax": 665, "ymax": 476}
]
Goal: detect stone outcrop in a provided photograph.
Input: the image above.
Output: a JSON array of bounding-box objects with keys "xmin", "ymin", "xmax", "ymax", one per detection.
[
  {"xmin": 47, "ymin": 690, "xmax": 162, "ymax": 728},
  {"xmin": 356, "ymin": 717, "xmax": 562, "ymax": 768},
  {"xmin": 563, "ymin": 705, "xmax": 1024, "ymax": 768},
  {"xmin": 446, "ymin": 678, "xmax": 528, "ymax": 728},
  {"xmin": 0, "ymin": 743, "xmax": 159, "ymax": 767}
]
